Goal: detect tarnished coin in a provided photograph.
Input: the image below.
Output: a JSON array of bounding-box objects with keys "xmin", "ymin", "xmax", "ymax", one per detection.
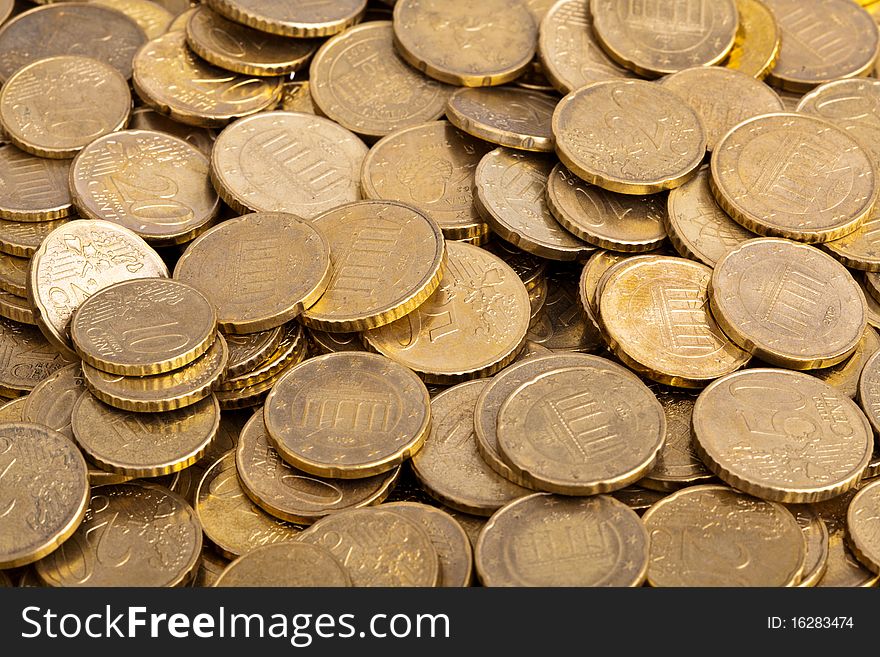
[
  {"xmin": 310, "ymin": 21, "xmax": 452, "ymax": 140},
  {"xmin": 210, "ymin": 112, "xmax": 366, "ymax": 219},
  {"xmin": 264, "ymin": 352, "xmax": 430, "ymax": 479},
  {"xmin": 0, "ymin": 423, "xmax": 89, "ymax": 568},
  {"xmin": 476, "ymin": 493, "xmax": 649, "ymax": 587},
  {"xmin": 725, "ymin": 0, "xmax": 781, "ymax": 79},
  {"xmin": 0, "ymin": 145, "xmax": 73, "ymax": 221},
  {"xmin": 589, "ymin": 0, "xmax": 738, "ymax": 77},
  {"xmin": 537, "ymin": 0, "xmax": 635, "ymax": 95},
  {"xmin": 186, "ymin": 6, "xmax": 319, "ymax": 77},
  {"xmin": 196, "ymin": 451, "xmax": 301, "ymax": 559},
  {"xmin": 36, "ymin": 482, "xmax": 202, "ymax": 587},
  {"xmin": 174, "ymin": 212, "xmax": 331, "ymax": 333},
  {"xmin": 21, "ymin": 363, "xmax": 84, "ymax": 440},
  {"xmin": 0, "ymin": 252, "xmax": 27, "ymax": 297},
  {"xmin": 659, "ymin": 67, "xmax": 784, "ymax": 151},
  {"xmin": 0, "ymin": 217, "xmax": 72, "ymax": 258},
  {"xmin": 553, "ymin": 80, "xmax": 706, "ymax": 194},
  {"xmin": 363, "ymin": 242, "xmax": 531, "ymax": 383},
  {"xmin": 132, "ymin": 31, "xmax": 282, "ymax": 128},
  {"xmin": 643, "ymin": 485, "xmax": 805, "ymax": 587},
  {"xmin": 392, "ymin": 0, "xmax": 537, "ymax": 87},
  {"xmin": 0, "ymin": 396, "xmax": 25, "ymax": 422},
  {"xmin": 0, "ymin": 3, "xmax": 147, "ymax": 82},
  {"xmin": 858, "ymin": 348, "xmax": 880, "ymax": 437},
  {"xmin": 0, "ymin": 290, "xmax": 34, "ymax": 325},
  {"xmin": 547, "ymin": 164, "xmax": 668, "ymax": 253},
  {"xmin": 28, "ymin": 220, "xmax": 169, "ymax": 358},
  {"xmin": 301, "ymin": 201, "xmax": 445, "ymax": 332},
  {"xmin": 710, "ymin": 238, "xmax": 867, "ymax": 369},
  {"xmin": 70, "ymin": 278, "xmax": 216, "ymax": 376},
  {"xmin": 298, "ymin": 507, "xmax": 440, "ymax": 587},
  {"xmin": 694, "ymin": 369, "xmax": 874, "ymax": 502},
  {"xmin": 0, "ymin": 56, "xmax": 131, "ymax": 159},
  {"xmin": 0, "ymin": 318, "xmax": 72, "ymax": 397},
  {"xmin": 128, "ymin": 108, "xmax": 216, "ymax": 157},
  {"xmin": 360, "ymin": 121, "xmax": 491, "ymax": 241},
  {"xmin": 446, "ymin": 87, "xmax": 556, "ymax": 153},
  {"xmin": 411, "ymin": 380, "xmax": 530, "ymax": 516},
  {"xmin": 82, "ymin": 334, "xmax": 227, "ymax": 412},
  {"xmin": 475, "ymin": 149, "xmax": 590, "ymax": 261},
  {"xmin": 765, "ymin": 0, "xmax": 880, "ymax": 92},
  {"xmin": 711, "ymin": 113, "xmax": 876, "ymax": 243},
  {"xmin": 847, "ymin": 479, "xmax": 880, "ymax": 573},
  {"xmin": 812, "ymin": 326, "xmax": 880, "ymax": 398},
  {"xmin": 281, "ymin": 81, "xmax": 317, "ymax": 115},
  {"xmin": 224, "ymin": 327, "xmax": 283, "ymax": 378},
  {"xmin": 787, "ymin": 504, "xmax": 829, "ymax": 587},
  {"xmin": 204, "ymin": 0, "xmax": 365, "ymax": 37},
  {"xmin": 92, "ymin": 0, "xmax": 173, "ymax": 39},
  {"xmin": 236, "ymin": 412, "xmax": 397, "ymax": 524},
  {"xmin": 496, "ymin": 360, "xmax": 665, "ymax": 495},
  {"xmin": 600, "ymin": 256, "xmax": 751, "ymax": 387},
  {"xmin": 70, "ymin": 130, "xmax": 220, "ymax": 246},
  {"xmin": 665, "ymin": 165, "xmax": 754, "ymax": 267},
  {"xmin": 215, "ymin": 542, "xmax": 350, "ymax": 587}
]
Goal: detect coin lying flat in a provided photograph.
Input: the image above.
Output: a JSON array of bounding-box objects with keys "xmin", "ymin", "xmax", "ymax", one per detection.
[
  {"xmin": 93, "ymin": 0, "xmax": 173, "ymax": 39},
  {"xmin": 0, "ymin": 217, "xmax": 72, "ymax": 258},
  {"xmin": 813, "ymin": 487, "xmax": 880, "ymax": 587},
  {"xmin": 787, "ymin": 504, "xmax": 829, "ymax": 587},
  {"xmin": 301, "ymin": 201, "xmax": 445, "ymax": 332},
  {"xmin": 553, "ymin": 80, "xmax": 706, "ymax": 194},
  {"xmin": 589, "ymin": 0, "xmax": 738, "ymax": 78},
  {"xmin": 392, "ymin": 0, "xmax": 537, "ymax": 87},
  {"xmin": 476, "ymin": 493, "xmax": 649, "ymax": 587},
  {"xmin": 846, "ymin": 479, "xmax": 880, "ymax": 574},
  {"xmin": 693, "ymin": 369, "xmax": 874, "ymax": 503},
  {"xmin": 225, "ymin": 328, "xmax": 283, "ymax": 378},
  {"xmin": 529, "ymin": 271, "xmax": 601, "ymax": 351},
  {"xmin": 0, "ymin": 145, "xmax": 73, "ymax": 221},
  {"xmin": 128, "ymin": 108, "xmax": 216, "ymax": 157},
  {"xmin": 858, "ymin": 348, "xmax": 880, "ymax": 437},
  {"xmin": 194, "ymin": 550, "xmax": 229, "ymax": 588},
  {"xmin": 281, "ymin": 81, "xmax": 317, "ymax": 115},
  {"xmin": 36, "ymin": 482, "xmax": 202, "ymax": 587},
  {"xmin": 215, "ymin": 542, "xmax": 351, "ymax": 587},
  {"xmin": 611, "ymin": 486, "xmax": 667, "ymax": 514},
  {"xmin": 578, "ymin": 250, "xmax": 628, "ymax": 319},
  {"xmin": 0, "ymin": 253, "xmax": 26, "ymax": 297},
  {"xmin": 21, "ymin": 363, "xmax": 84, "ymax": 440},
  {"xmin": 0, "ymin": 423, "xmax": 90, "ymax": 568},
  {"xmin": 812, "ymin": 326, "xmax": 880, "ymax": 399},
  {"xmin": 823, "ymin": 208, "xmax": 880, "ymax": 272},
  {"xmin": 711, "ymin": 113, "xmax": 876, "ymax": 243},
  {"xmin": 0, "ymin": 396, "xmax": 25, "ymax": 422},
  {"xmin": 174, "ymin": 212, "xmax": 331, "ymax": 334},
  {"xmin": 764, "ymin": 0, "xmax": 880, "ymax": 92},
  {"xmin": 204, "ymin": 0, "xmax": 365, "ymax": 37},
  {"xmin": 216, "ymin": 323, "xmax": 303, "ymax": 391},
  {"xmin": 710, "ymin": 238, "xmax": 867, "ymax": 370},
  {"xmin": 0, "ymin": 289, "xmax": 34, "ymax": 325},
  {"xmin": 643, "ymin": 485, "xmax": 806, "ymax": 587},
  {"xmin": 725, "ymin": 0, "xmax": 781, "ymax": 80},
  {"xmin": 0, "ymin": 319, "xmax": 69, "ymax": 395}
]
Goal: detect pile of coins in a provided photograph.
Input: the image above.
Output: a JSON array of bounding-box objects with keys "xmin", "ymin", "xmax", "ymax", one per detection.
[{"xmin": 1, "ymin": 0, "xmax": 880, "ymax": 588}]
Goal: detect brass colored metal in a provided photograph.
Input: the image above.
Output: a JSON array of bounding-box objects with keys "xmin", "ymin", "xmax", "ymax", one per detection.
[
  {"xmin": 726, "ymin": 0, "xmax": 781, "ymax": 80},
  {"xmin": 0, "ymin": 217, "xmax": 72, "ymax": 258},
  {"xmin": 0, "ymin": 145, "xmax": 73, "ymax": 221},
  {"xmin": 204, "ymin": 0, "xmax": 365, "ymax": 37},
  {"xmin": 224, "ymin": 327, "xmax": 283, "ymax": 378},
  {"xmin": 846, "ymin": 479, "xmax": 880, "ymax": 574},
  {"xmin": 93, "ymin": 0, "xmax": 174, "ymax": 38},
  {"xmin": 0, "ymin": 317, "xmax": 72, "ymax": 397},
  {"xmin": 215, "ymin": 542, "xmax": 351, "ymax": 587}
]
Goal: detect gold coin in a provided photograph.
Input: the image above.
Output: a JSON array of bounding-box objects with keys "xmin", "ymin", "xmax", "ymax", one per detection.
[
  {"xmin": 0, "ymin": 0, "xmax": 11, "ymax": 25},
  {"xmin": 643, "ymin": 485, "xmax": 805, "ymax": 587},
  {"xmin": 167, "ymin": 5, "xmax": 197, "ymax": 30},
  {"xmin": 71, "ymin": 393, "xmax": 219, "ymax": 477},
  {"xmin": 0, "ymin": 317, "xmax": 72, "ymax": 397},
  {"xmin": 537, "ymin": 0, "xmax": 635, "ymax": 95},
  {"xmin": 82, "ymin": 333, "xmax": 227, "ymax": 412},
  {"xmin": 36, "ymin": 482, "xmax": 202, "ymax": 587},
  {"xmin": 225, "ymin": 327, "xmax": 283, "ymax": 378},
  {"xmin": 281, "ymin": 80, "xmax": 317, "ymax": 115},
  {"xmin": 216, "ymin": 322, "xmax": 303, "ymax": 390},
  {"xmin": 236, "ymin": 412, "xmax": 398, "ymax": 524},
  {"xmin": 301, "ymin": 201, "xmax": 445, "ymax": 333},
  {"xmin": 611, "ymin": 486, "xmax": 667, "ymax": 514},
  {"xmin": 310, "ymin": 21, "xmax": 452, "ymax": 140},
  {"xmin": 600, "ymin": 255, "xmax": 751, "ymax": 387},
  {"xmin": 694, "ymin": 368, "xmax": 873, "ymax": 502},
  {"xmin": 210, "ymin": 112, "xmax": 366, "ymax": 218},
  {"xmin": 528, "ymin": 277, "xmax": 548, "ymax": 318},
  {"xmin": 496, "ymin": 360, "xmax": 665, "ymax": 495},
  {"xmin": 196, "ymin": 451, "xmax": 301, "ymax": 559},
  {"xmin": 28, "ymin": 219, "xmax": 169, "ymax": 358},
  {"xmin": 857, "ymin": 348, "xmax": 880, "ymax": 437},
  {"xmin": 203, "ymin": 0, "xmax": 365, "ymax": 37},
  {"xmin": 483, "ymin": 241, "xmax": 547, "ymax": 292},
  {"xmin": 866, "ymin": 448, "xmax": 880, "ymax": 478},
  {"xmin": 814, "ymin": 487, "xmax": 880, "ymax": 587},
  {"xmin": 787, "ymin": 504, "xmax": 829, "ymax": 587},
  {"xmin": 0, "ymin": 423, "xmax": 89, "ymax": 568},
  {"xmin": 21, "ymin": 363, "xmax": 84, "ymax": 440},
  {"xmin": 514, "ymin": 59, "xmax": 556, "ymax": 93},
  {"xmin": 475, "ymin": 149, "xmax": 590, "ymax": 261},
  {"xmin": 710, "ymin": 238, "xmax": 866, "ymax": 369},
  {"xmin": 264, "ymin": 352, "xmax": 430, "ymax": 479},
  {"xmin": 846, "ymin": 479, "xmax": 880, "ymax": 573},
  {"xmin": 392, "ymin": 0, "xmax": 537, "ymax": 87},
  {"xmin": 214, "ymin": 352, "xmax": 305, "ymax": 411},
  {"xmin": 0, "ymin": 3, "xmax": 147, "ymax": 82},
  {"xmin": 0, "ymin": 289, "xmax": 34, "ymax": 325},
  {"xmin": 186, "ymin": 6, "xmax": 319, "ymax": 77},
  {"xmin": 215, "ymin": 542, "xmax": 351, "ymax": 587},
  {"xmin": 659, "ymin": 67, "xmax": 784, "ymax": 151},
  {"xmin": 132, "ymin": 31, "xmax": 282, "ymax": 128},
  {"xmin": 0, "ymin": 55, "xmax": 131, "ymax": 159},
  {"xmin": 861, "ymin": 278, "xmax": 880, "ymax": 329},
  {"xmin": 0, "ymin": 252, "xmax": 27, "ymax": 297},
  {"xmin": 70, "ymin": 129, "xmax": 220, "ymax": 246},
  {"xmin": 589, "ymin": 0, "xmax": 738, "ymax": 77},
  {"xmin": 0, "ymin": 145, "xmax": 73, "ymax": 221},
  {"xmin": 0, "ymin": 217, "xmax": 72, "ymax": 258},
  {"xmin": 411, "ymin": 380, "xmax": 530, "ymax": 516},
  {"xmin": 200, "ymin": 409, "xmax": 247, "ymax": 465},
  {"xmin": 665, "ymin": 165, "xmax": 755, "ymax": 268},
  {"xmin": 446, "ymin": 87, "xmax": 556, "ymax": 153},
  {"xmin": 726, "ymin": 0, "xmax": 781, "ymax": 79},
  {"xmin": 129, "ymin": 107, "xmax": 216, "ymax": 157},
  {"xmin": 70, "ymin": 278, "xmax": 216, "ymax": 376},
  {"xmin": 823, "ymin": 205, "xmax": 880, "ymax": 272},
  {"xmin": 193, "ymin": 549, "xmax": 229, "ymax": 588},
  {"xmin": 547, "ymin": 164, "xmax": 667, "ymax": 253},
  {"xmin": 359, "ymin": 120, "xmax": 491, "ymax": 241},
  {"xmin": 523, "ymin": 0, "xmax": 555, "ymax": 22},
  {"xmin": 93, "ymin": 0, "xmax": 174, "ymax": 38},
  {"xmin": 174, "ymin": 212, "xmax": 331, "ymax": 333},
  {"xmin": 765, "ymin": 0, "xmax": 879, "ymax": 92},
  {"xmin": 811, "ymin": 326, "xmax": 880, "ymax": 398},
  {"xmin": 711, "ymin": 114, "xmax": 876, "ymax": 243},
  {"xmin": 578, "ymin": 249, "xmax": 628, "ymax": 319},
  {"xmin": 298, "ymin": 507, "xmax": 440, "ymax": 587},
  {"xmin": 363, "ymin": 242, "xmax": 531, "ymax": 383},
  {"xmin": 443, "ymin": 508, "xmax": 486, "ymax": 548},
  {"xmin": 553, "ymin": 80, "xmax": 706, "ymax": 194},
  {"xmin": 527, "ymin": 271, "xmax": 603, "ymax": 352},
  {"xmin": 307, "ymin": 328, "xmax": 364, "ymax": 355},
  {"xmin": 0, "ymin": 395, "xmax": 25, "ymax": 422}
]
